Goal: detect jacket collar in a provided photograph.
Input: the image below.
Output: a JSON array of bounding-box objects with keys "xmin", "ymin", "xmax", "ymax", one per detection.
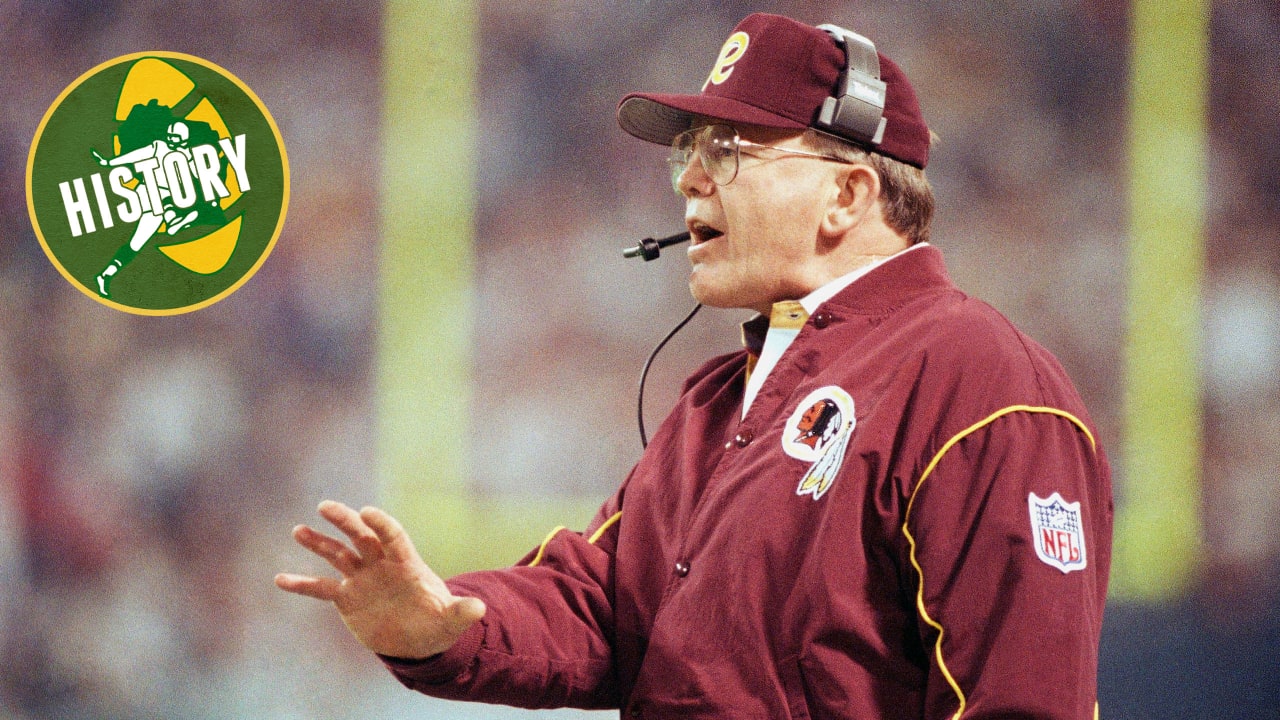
[
  {"xmin": 741, "ymin": 243, "xmax": 954, "ymax": 352},
  {"xmin": 817, "ymin": 243, "xmax": 954, "ymax": 316}
]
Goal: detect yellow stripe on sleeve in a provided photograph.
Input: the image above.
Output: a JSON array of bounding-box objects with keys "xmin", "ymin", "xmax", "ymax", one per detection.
[
  {"xmin": 527, "ymin": 511, "xmax": 619, "ymax": 568},
  {"xmin": 527, "ymin": 526, "xmax": 566, "ymax": 568},
  {"xmin": 588, "ymin": 511, "xmax": 623, "ymax": 545},
  {"xmin": 902, "ymin": 405, "xmax": 1097, "ymax": 718}
]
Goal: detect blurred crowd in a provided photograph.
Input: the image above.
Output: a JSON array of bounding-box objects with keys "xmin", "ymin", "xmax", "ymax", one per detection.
[{"xmin": 0, "ymin": 1, "xmax": 1276, "ymax": 718}]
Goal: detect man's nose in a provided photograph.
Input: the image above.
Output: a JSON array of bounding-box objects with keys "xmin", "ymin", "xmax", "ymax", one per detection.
[{"xmin": 676, "ymin": 151, "xmax": 715, "ymax": 198}]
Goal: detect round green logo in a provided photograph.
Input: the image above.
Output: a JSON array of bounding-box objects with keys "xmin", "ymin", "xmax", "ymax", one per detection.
[{"xmin": 26, "ymin": 52, "xmax": 288, "ymax": 314}]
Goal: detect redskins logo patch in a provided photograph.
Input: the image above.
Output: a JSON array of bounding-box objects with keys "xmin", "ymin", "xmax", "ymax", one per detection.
[{"xmin": 782, "ymin": 386, "xmax": 856, "ymax": 500}]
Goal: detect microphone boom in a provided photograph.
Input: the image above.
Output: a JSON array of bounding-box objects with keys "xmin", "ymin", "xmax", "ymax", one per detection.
[{"xmin": 622, "ymin": 231, "xmax": 692, "ymax": 261}]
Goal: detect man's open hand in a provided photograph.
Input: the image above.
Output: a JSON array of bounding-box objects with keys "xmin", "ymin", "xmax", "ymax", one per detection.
[{"xmin": 274, "ymin": 501, "xmax": 486, "ymax": 659}]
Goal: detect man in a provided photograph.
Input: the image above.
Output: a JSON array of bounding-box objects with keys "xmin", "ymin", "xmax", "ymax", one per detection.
[{"xmin": 276, "ymin": 13, "xmax": 1113, "ymax": 719}]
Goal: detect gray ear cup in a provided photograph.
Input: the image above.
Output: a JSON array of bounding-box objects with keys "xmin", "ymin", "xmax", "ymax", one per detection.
[{"xmin": 816, "ymin": 23, "xmax": 888, "ymax": 146}]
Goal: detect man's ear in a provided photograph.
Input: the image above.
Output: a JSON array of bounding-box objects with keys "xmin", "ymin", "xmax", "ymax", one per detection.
[{"xmin": 820, "ymin": 163, "xmax": 881, "ymax": 238}]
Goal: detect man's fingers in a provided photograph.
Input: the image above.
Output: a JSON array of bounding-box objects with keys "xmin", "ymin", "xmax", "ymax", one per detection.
[
  {"xmin": 290, "ymin": 524, "xmax": 362, "ymax": 575},
  {"xmin": 274, "ymin": 572, "xmax": 342, "ymax": 601},
  {"xmin": 359, "ymin": 505, "xmax": 420, "ymax": 564},
  {"xmin": 278, "ymin": 502, "xmax": 487, "ymax": 659},
  {"xmin": 318, "ymin": 500, "xmax": 385, "ymax": 561}
]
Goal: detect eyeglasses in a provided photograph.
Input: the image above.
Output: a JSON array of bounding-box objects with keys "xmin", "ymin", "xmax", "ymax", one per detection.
[{"xmin": 668, "ymin": 123, "xmax": 854, "ymax": 193}]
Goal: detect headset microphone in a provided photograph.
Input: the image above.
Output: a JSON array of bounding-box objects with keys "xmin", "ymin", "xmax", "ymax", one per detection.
[
  {"xmin": 620, "ymin": 230, "xmax": 699, "ymax": 447},
  {"xmin": 622, "ymin": 231, "xmax": 692, "ymax": 261}
]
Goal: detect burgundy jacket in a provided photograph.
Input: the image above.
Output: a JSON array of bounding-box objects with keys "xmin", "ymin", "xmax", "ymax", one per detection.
[{"xmin": 384, "ymin": 245, "xmax": 1113, "ymax": 719}]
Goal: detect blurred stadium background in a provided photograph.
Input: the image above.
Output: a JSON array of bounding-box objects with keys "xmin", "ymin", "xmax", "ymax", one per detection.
[{"xmin": 1, "ymin": 0, "xmax": 1277, "ymax": 717}]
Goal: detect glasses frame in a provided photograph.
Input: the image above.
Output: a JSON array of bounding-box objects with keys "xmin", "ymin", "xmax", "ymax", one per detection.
[{"xmin": 669, "ymin": 123, "xmax": 855, "ymax": 192}]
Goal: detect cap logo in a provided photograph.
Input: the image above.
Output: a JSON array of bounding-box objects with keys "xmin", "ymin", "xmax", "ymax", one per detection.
[{"xmin": 702, "ymin": 31, "xmax": 750, "ymax": 91}]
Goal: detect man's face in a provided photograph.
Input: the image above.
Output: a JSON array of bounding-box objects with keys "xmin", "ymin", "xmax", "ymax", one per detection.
[{"xmin": 676, "ymin": 122, "xmax": 841, "ymax": 314}]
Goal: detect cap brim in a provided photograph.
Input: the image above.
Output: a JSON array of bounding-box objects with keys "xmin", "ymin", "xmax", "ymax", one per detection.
[{"xmin": 618, "ymin": 93, "xmax": 809, "ymax": 145}]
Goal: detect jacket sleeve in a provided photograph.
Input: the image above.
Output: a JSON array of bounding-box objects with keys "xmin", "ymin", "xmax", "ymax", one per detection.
[
  {"xmin": 903, "ymin": 406, "xmax": 1114, "ymax": 720},
  {"xmin": 381, "ymin": 497, "xmax": 624, "ymax": 711}
]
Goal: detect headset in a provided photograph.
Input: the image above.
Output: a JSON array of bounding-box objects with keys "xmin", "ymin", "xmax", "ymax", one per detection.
[{"xmin": 815, "ymin": 23, "xmax": 887, "ymax": 148}]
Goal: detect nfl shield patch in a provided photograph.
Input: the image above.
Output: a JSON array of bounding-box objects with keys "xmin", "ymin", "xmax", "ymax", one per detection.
[{"xmin": 1028, "ymin": 492, "xmax": 1087, "ymax": 573}]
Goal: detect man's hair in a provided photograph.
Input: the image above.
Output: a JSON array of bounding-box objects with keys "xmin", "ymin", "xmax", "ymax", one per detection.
[{"xmin": 802, "ymin": 130, "xmax": 935, "ymax": 245}]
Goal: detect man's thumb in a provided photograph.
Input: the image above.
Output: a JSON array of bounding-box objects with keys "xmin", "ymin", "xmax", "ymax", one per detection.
[{"xmin": 446, "ymin": 595, "xmax": 486, "ymax": 630}]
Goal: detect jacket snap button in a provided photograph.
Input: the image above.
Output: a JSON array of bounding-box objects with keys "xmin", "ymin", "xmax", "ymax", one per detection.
[
  {"xmin": 734, "ymin": 429, "xmax": 754, "ymax": 447},
  {"xmin": 674, "ymin": 561, "xmax": 691, "ymax": 577},
  {"xmin": 812, "ymin": 312, "xmax": 832, "ymax": 329}
]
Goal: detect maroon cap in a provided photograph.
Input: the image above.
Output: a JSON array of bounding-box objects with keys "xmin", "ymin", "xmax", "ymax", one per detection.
[{"xmin": 617, "ymin": 13, "xmax": 930, "ymax": 169}]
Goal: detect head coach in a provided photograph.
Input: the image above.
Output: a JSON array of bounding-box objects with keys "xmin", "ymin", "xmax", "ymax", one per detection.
[{"xmin": 277, "ymin": 12, "xmax": 1114, "ymax": 719}]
